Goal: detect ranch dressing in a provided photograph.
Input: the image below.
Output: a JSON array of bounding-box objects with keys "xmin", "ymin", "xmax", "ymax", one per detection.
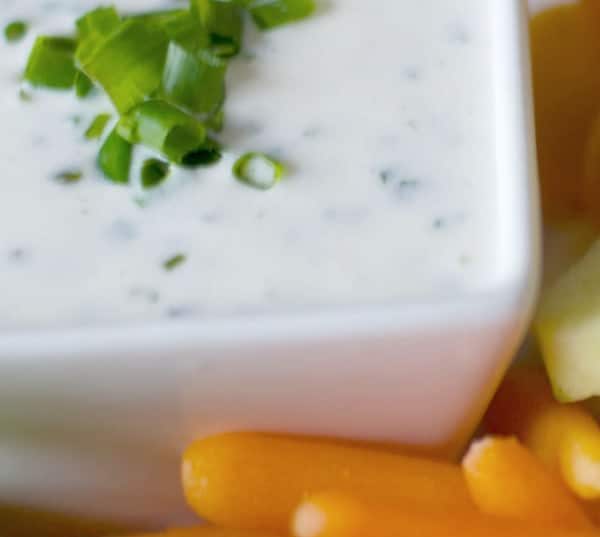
[{"xmin": 0, "ymin": 0, "xmax": 498, "ymax": 329}]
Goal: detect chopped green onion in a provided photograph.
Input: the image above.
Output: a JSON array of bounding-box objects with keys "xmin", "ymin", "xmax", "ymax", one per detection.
[
  {"xmin": 5, "ymin": 21, "xmax": 28, "ymax": 42},
  {"xmin": 19, "ymin": 0, "xmax": 314, "ymax": 196},
  {"xmin": 233, "ymin": 152, "xmax": 285, "ymax": 190},
  {"xmin": 182, "ymin": 137, "xmax": 222, "ymax": 166},
  {"xmin": 75, "ymin": 6, "xmax": 121, "ymax": 64},
  {"xmin": 75, "ymin": 70, "xmax": 94, "ymax": 98},
  {"xmin": 79, "ymin": 20, "xmax": 169, "ymax": 113},
  {"xmin": 141, "ymin": 158, "xmax": 170, "ymax": 189},
  {"xmin": 24, "ymin": 36, "xmax": 77, "ymax": 89},
  {"xmin": 54, "ymin": 170, "xmax": 83, "ymax": 183},
  {"xmin": 191, "ymin": 0, "xmax": 212, "ymax": 26},
  {"xmin": 76, "ymin": 6, "xmax": 120, "ymax": 42},
  {"xmin": 140, "ymin": 9, "xmax": 210, "ymax": 52},
  {"xmin": 85, "ymin": 113, "xmax": 112, "ymax": 140},
  {"xmin": 206, "ymin": 108, "xmax": 224, "ymax": 132},
  {"xmin": 161, "ymin": 43, "xmax": 227, "ymax": 117},
  {"xmin": 163, "ymin": 253, "xmax": 187, "ymax": 271},
  {"xmin": 244, "ymin": 0, "xmax": 315, "ymax": 29},
  {"xmin": 118, "ymin": 100, "xmax": 207, "ymax": 163},
  {"xmin": 192, "ymin": 0, "xmax": 243, "ymax": 57},
  {"xmin": 18, "ymin": 88, "xmax": 32, "ymax": 102},
  {"xmin": 98, "ymin": 127, "xmax": 133, "ymax": 183}
]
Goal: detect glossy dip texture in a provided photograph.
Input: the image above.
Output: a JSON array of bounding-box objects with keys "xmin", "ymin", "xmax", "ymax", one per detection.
[{"xmin": 1, "ymin": 0, "xmax": 498, "ymax": 329}]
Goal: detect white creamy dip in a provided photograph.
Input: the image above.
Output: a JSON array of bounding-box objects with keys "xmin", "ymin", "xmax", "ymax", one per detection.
[{"xmin": 0, "ymin": 0, "xmax": 498, "ymax": 329}]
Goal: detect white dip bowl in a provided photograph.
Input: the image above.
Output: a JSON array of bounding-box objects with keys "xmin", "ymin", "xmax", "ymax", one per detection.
[{"xmin": 0, "ymin": 0, "xmax": 539, "ymax": 526}]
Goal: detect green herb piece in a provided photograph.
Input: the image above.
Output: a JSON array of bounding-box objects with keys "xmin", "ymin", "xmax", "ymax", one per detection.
[
  {"xmin": 24, "ymin": 36, "xmax": 77, "ymax": 89},
  {"xmin": 191, "ymin": 0, "xmax": 212, "ymax": 26},
  {"xmin": 5, "ymin": 21, "xmax": 28, "ymax": 42},
  {"xmin": 75, "ymin": 6, "xmax": 121, "ymax": 64},
  {"xmin": 192, "ymin": 0, "xmax": 243, "ymax": 57},
  {"xmin": 136, "ymin": 9, "xmax": 210, "ymax": 52},
  {"xmin": 141, "ymin": 158, "xmax": 170, "ymax": 189},
  {"xmin": 18, "ymin": 88, "xmax": 32, "ymax": 102},
  {"xmin": 54, "ymin": 169, "xmax": 83, "ymax": 183},
  {"xmin": 161, "ymin": 43, "xmax": 226, "ymax": 117},
  {"xmin": 233, "ymin": 152, "xmax": 285, "ymax": 190},
  {"xmin": 76, "ymin": 6, "xmax": 120, "ymax": 42},
  {"xmin": 182, "ymin": 137, "xmax": 222, "ymax": 166},
  {"xmin": 85, "ymin": 113, "xmax": 111, "ymax": 140},
  {"xmin": 98, "ymin": 127, "xmax": 133, "ymax": 183},
  {"xmin": 75, "ymin": 70, "xmax": 94, "ymax": 98},
  {"xmin": 163, "ymin": 253, "xmax": 187, "ymax": 271},
  {"xmin": 18, "ymin": 0, "xmax": 314, "ymax": 195},
  {"xmin": 79, "ymin": 20, "xmax": 169, "ymax": 113},
  {"xmin": 244, "ymin": 0, "xmax": 315, "ymax": 29},
  {"xmin": 118, "ymin": 100, "xmax": 207, "ymax": 163},
  {"xmin": 206, "ymin": 108, "xmax": 224, "ymax": 132}
]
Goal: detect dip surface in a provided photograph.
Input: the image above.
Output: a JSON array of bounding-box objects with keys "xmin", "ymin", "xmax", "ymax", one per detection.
[{"xmin": 0, "ymin": 0, "xmax": 498, "ymax": 329}]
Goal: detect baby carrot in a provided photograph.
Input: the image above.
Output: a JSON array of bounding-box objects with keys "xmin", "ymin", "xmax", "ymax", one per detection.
[
  {"xmin": 182, "ymin": 433, "xmax": 474, "ymax": 532},
  {"xmin": 462, "ymin": 436, "xmax": 592, "ymax": 528},
  {"xmin": 558, "ymin": 411, "xmax": 600, "ymax": 500},
  {"xmin": 486, "ymin": 366, "xmax": 600, "ymax": 499},
  {"xmin": 484, "ymin": 366, "xmax": 550, "ymax": 442},
  {"xmin": 119, "ymin": 528, "xmax": 278, "ymax": 537},
  {"xmin": 292, "ymin": 492, "xmax": 600, "ymax": 537},
  {"xmin": 582, "ymin": 0, "xmax": 600, "ymax": 27}
]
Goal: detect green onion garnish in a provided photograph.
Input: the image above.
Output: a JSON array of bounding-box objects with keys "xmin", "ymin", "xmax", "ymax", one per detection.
[
  {"xmin": 75, "ymin": 70, "xmax": 94, "ymax": 98},
  {"xmin": 163, "ymin": 253, "xmax": 187, "ymax": 271},
  {"xmin": 192, "ymin": 0, "xmax": 244, "ymax": 57},
  {"xmin": 161, "ymin": 43, "xmax": 227, "ymax": 117},
  {"xmin": 233, "ymin": 152, "xmax": 285, "ymax": 190},
  {"xmin": 139, "ymin": 9, "xmax": 210, "ymax": 52},
  {"xmin": 182, "ymin": 137, "xmax": 222, "ymax": 166},
  {"xmin": 244, "ymin": 0, "xmax": 315, "ymax": 29},
  {"xmin": 85, "ymin": 113, "xmax": 112, "ymax": 140},
  {"xmin": 5, "ymin": 21, "xmax": 28, "ymax": 42},
  {"xmin": 18, "ymin": 88, "xmax": 32, "ymax": 102},
  {"xmin": 206, "ymin": 109, "xmax": 224, "ymax": 133},
  {"xmin": 24, "ymin": 36, "xmax": 77, "ymax": 89},
  {"xmin": 54, "ymin": 170, "xmax": 83, "ymax": 183},
  {"xmin": 75, "ymin": 6, "xmax": 121, "ymax": 64},
  {"xmin": 76, "ymin": 6, "xmax": 120, "ymax": 41},
  {"xmin": 21, "ymin": 0, "xmax": 314, "ymax": 190},
  {"xmin": 118, "ymin": 100, "xmax": 207, "ymax": 164},
  {"xmin": 141, "ymin": 158, "xmax": 170, "ymax": 189},
  {"xmin": 98, "ymin": 127, "xmax": 133, "ymax": 184},
  {"xmin": 79, "ymin": 20, "xmax": 169, "ymax": 113}
]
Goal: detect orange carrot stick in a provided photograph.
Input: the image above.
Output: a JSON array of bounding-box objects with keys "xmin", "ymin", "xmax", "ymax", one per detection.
[
  {"xmin": 120, "ymin": 528, "xmax": 279, "ymax": 537},
  {"xmin": 292, "ymin": 492, "xmax": 600, "ymax": 537},
  {"xmin": 486, "ymin": 366, "xmax": 600, "ymax": 499},
  {"xmin": 484, "ymin": 366, "xmax": 552, "ymax": 443},
  {"xmin": 462, "ymin": 436, "xmax": 592, "ymax": 528},
  {"xmin": 182, "ymin": 433, "xmax": 474, "ymax": 532}
]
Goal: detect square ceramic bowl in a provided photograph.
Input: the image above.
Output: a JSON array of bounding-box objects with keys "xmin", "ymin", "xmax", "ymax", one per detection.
[{"xmin": 0, "ymin": 0, "xmax": 539, "ymax": 528}]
